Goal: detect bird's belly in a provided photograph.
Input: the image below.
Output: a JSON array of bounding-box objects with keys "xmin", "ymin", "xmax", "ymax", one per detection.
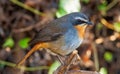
[
  {"xmin": 61, "ymin": 33, "xmax": 83, "ymax": 55},
  {"xmin": 48, "ymin": 29, "xmax": 83, "ymax": 56}
]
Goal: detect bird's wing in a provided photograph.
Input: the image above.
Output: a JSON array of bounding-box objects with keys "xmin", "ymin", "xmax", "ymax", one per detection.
[{"xmin": 29, "ymin": 21, "xmax": 67, "ymax": 46}]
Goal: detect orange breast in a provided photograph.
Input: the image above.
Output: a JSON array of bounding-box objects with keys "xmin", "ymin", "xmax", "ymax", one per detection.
[{"xmin": 74, "ymin": 25, "xmax": 87, "ymax": 38}]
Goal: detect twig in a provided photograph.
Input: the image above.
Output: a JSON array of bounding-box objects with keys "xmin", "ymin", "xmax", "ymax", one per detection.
[
  {"xmin": 10, "ymin": 0, "xmax": 44, "ymax": 16},
  {"xmin": 0, "ymin": 60, "xmax": 49, "ymax": 71},
  {"xmin": 12, "ymin": 18, "xmax": 47, "ymax": 33},
  {"xmin": 67, "ymin": 70, "xmax": 100, "ymax": 74},
  {"xmin": 100, "ymin": 18, "xmax": 114, "ymax": 30},
  {"xmin": 92, "ymin": 43, "xmax": 99, "ymax": 71},
  {"xmin": 106, "ymin": 0, "xmax": 118, "ymax": 11}
]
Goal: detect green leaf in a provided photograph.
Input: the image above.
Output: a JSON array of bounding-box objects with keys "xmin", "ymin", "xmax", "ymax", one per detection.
[
  {"xmin": 18, "ymin": 37, "xmax": 30, "ymax": 49},
  {"xmin": 114, "ymin": 22, "xmax": 120, "ymax": 32},
  {"xmin": 48, "ymin": 61, "xmax": 61, "ymax": 74},
  {"xmin": 0, "ymin": 63, "xmax": 5, "ymax": 68},
  {"xmin": 56, "ymin": 0, "xmax": 81, "ymax": 18},
  {"xmin": 3, "ymin": 37, "xmax": 14, "ymax": 48},
  {"xmin": 81, "ymin": 0, "xmax": 90, "ymax": 4},
  {"xmin": 56, "ymin": 8, "xmax": 67, "ymax": 18},
  {"xmin": 99, "ymin": 67, "xmax": 108, "ymax": 74},
  {"xmin": 98, "ymin": 4, "xmax": 107, "ymax": 11},
  {"xmin": 97, "ymin": 0, "xmax": 107, "ymax": 11},
  {"xmin": 104, "ymin": 52, "xmax": 113, "ymax": 62},
  {"xmin": 97, "ymin": 1, "xmax": 107, "ymax": 15},
  {"xmin": 96, "ymin": 23, "xmax": 103, "ymax": 30}
]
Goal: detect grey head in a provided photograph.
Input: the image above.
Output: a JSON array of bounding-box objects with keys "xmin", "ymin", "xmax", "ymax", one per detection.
[{"xmin": 61, "ymin": 12, "xmax": 93, "ymax": 26}]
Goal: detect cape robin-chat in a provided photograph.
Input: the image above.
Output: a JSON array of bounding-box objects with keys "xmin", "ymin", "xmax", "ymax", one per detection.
[{"xmin": 17, "ymin": 12, "xmax": 93, "ymax": 66}]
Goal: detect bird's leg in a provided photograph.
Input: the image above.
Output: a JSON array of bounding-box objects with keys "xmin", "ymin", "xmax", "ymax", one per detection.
[
  {"xmin": 65, "ymin": 50, "xmax": 79, "ymax": 66},
  {"xmin": 73, "ymin": 52, "xmax": 83, "ymax": 65},
  {"xmin": 17, "ymin": 43, "xmax": 49, "ymax": 66},
  {"xmin": 56, "ymin": 55, "xmax": 64, "ymax": 65},
  {"xmin": 54, "ymin": 50, "xmax": 79, "ymax": 74}
]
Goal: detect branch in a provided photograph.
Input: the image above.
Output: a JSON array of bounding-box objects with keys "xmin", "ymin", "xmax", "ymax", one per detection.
[{"xmin": 0, "ymin": 60, "xmax": 49, "ymax": 71}]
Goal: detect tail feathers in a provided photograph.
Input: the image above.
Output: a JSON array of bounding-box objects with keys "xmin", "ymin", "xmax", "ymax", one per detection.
[{"xmin": 17, "ymin": 43, "xmax": 48, "ymax": 66}]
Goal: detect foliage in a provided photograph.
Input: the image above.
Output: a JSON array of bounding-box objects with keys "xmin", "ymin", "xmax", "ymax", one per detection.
[
  {"xmin": 18, "ymin": 37, "xmax": 30, "ymax": 49},
  {"xmin": 56, "ymin": 0, "xmax": 81, "ymax": 18},
  {"xmin": 104, "ymin": 51, "xmax": 113, "ymax": 62},
  {"xmin": 48, "ymin": 61, "xmax": 61, "ymax": 74},
  {"xmin": 97, "ymin": 0, "xmax": 107, "ymax": 15},
  {"xmin": 100, "ymin": 67, "xmax": 108, "ymax": 74},
  {"xmin": 81, "ymin": 0, "xmax": 90, "ymax": 4},
  {"xmin": 3, "ymin": 37, "xmax": 14, "ymax": 48},
  {"xmin": 96, "ymin": 23, "xmax": 103, "ymax": 30},
  {"xmin": 114, "ymin": 22, "xmax": 120, "ymax": 32}
]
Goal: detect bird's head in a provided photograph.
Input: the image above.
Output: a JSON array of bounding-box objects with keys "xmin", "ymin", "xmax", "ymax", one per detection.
[
  {"xmin": 64, "ymin": 12, "xmax": 93, "ymax": 38},
  {"xmin": 65, "ymin": 12, "xmax": 93, "ymax": 26}
]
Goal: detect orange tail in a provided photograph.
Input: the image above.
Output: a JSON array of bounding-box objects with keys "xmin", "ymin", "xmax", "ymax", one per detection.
[{"xmin": 17, "ymin": 43, "xmax": 49, "ymax": 66}]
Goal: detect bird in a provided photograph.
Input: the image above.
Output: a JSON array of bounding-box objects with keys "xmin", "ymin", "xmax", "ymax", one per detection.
[{"xmin": 17, "ymin": 12, "xmax": 93, "ymax": 66}]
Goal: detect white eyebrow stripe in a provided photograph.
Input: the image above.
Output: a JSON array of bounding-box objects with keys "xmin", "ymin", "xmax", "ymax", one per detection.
[{"xmin": 74, "ymin": 17, "xmax": 88, "ymax": 22}]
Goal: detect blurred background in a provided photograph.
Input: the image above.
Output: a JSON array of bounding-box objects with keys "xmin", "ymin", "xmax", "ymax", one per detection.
[{"xmin": 0, "ymin": 0, "xmax": 120, "ymax": 74}]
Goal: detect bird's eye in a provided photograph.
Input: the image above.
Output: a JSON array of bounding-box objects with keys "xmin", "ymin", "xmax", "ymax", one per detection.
[
  {"xmin": 75, "ymin": 17, "xmax": 87, "ymax": 23},
  {"xmin": 79, "ymin": 20, "xmax": 87, "ymax": 23}
]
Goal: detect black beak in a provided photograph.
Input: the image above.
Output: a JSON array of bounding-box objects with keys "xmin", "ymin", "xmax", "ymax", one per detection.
[{"xmin": 86, "ymin": 21, "xmax": 93, "ymax": 25}]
